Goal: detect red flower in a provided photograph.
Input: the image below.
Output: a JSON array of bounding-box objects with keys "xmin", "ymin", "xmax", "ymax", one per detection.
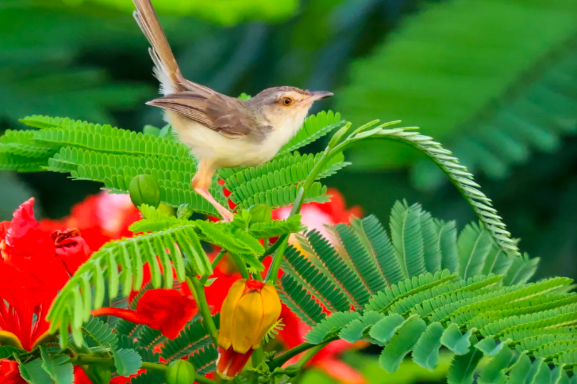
[
  {"xmin": 92, "ymin": 289, "xmax": 197, "ymax": 339},
  {"xmin": 52, "ymin": 229, "xmax": 92, "ymax": 275},
  {"xmin": 39, "ymin": 192, "xmax": 140, "ymax": 251},
  {"xmin": 0, "ymin": 360, "xmax": 26, "ymax": 384},
  {"xmin": 0, "ymin": 198, "xmax": 70, "ymax": 350}
]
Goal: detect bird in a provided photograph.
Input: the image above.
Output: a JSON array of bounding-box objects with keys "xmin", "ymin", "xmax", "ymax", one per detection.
[{"xmin": 131, "ymin": 0, "xmax": 333, "ymax": 221}]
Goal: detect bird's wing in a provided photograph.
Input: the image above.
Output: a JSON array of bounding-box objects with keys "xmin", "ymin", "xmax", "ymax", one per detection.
[{"xmin": 146, "ymin": 92, "xmax": 256, "ymax": 138}]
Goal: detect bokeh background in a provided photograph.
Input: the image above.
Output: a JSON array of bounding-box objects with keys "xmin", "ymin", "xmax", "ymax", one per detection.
[{"xmin": 1, "ymin": 1, "xmax": 576, "ymax": 381}]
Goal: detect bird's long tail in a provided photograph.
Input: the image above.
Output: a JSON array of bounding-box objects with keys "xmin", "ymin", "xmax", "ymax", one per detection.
[{"xmin": 132, "ymin": 0, "xmax": 180, "ymax": 95}]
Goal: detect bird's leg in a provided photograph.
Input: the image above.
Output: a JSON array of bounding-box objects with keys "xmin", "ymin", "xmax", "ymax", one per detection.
[{"xmin": 192, "ymin": 159, "xmax": 234, "ymax": 222}]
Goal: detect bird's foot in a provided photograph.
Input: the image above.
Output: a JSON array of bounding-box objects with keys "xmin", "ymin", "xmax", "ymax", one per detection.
[{"xmin": 194, "ymin": 186, "xmax": 234, "ymax": 222}]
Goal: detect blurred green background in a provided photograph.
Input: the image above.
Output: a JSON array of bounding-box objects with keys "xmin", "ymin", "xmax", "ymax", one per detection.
[{"xmin": 1, "ymin": 0, "xmax": 576, "ymax": 330}]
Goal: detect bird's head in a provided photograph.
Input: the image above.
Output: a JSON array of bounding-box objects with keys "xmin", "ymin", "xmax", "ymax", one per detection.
[{"xmin": 249, "ymin": 86, "xmax": 333, "ymax": 128}]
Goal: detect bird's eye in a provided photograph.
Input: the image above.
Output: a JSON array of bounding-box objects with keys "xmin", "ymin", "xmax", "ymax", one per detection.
[{"xmin": 281, "ymin": 97, "xmax": 293, "ymax": 106}]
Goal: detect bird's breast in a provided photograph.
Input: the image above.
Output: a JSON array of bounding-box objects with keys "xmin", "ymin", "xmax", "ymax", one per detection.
[{"xmin": 167, "ymin": 110, "xmax": 305, "ymax": 169}]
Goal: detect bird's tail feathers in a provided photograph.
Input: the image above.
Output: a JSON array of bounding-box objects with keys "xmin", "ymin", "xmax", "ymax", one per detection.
[{"xmin": 132, "ymin": 0, "xmax": 180, "ymax": 95}]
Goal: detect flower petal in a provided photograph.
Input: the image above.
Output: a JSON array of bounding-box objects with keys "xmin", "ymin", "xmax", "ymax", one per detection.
[
  {"xmin": 218, "ymin": 279, "xmax": 246, "ymax": 350},
  {"xmin": 231, "ymin": 291, "xmax": 263, "ymax": 354},
  {"xmin": 254, "ymin": 284, "xmax": 282, "ymax": 348},
  {"xmin": 54, "ymin": 235, "xmax": 92, "ymax": 275}
]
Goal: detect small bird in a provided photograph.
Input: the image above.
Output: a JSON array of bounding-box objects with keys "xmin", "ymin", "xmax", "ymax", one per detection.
[{"xmin": 131, "ymin": 0, "xmax": 333, "ymax": 221}]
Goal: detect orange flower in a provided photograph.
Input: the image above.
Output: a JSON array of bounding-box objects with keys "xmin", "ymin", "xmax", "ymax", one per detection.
[{"xmin": 216, "ymin": 279, "xmax": 282, "ymax": 379}]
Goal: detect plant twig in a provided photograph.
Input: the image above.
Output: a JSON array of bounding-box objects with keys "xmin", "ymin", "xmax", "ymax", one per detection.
[
  {"xmin": 186, "ymin": 275, "xmax": 219, "ymax": 345},
  {"xmin": 268, "ymin": 337, "xmax": 337, "ymax": 369},
  {"xmin": 201, "ymin": 249, "xmax": 227, "ymax": 284}
]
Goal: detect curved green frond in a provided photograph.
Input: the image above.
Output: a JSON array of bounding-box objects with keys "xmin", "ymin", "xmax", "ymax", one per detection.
[
  {"xmin": 278, "ymin": 274, "xmax": 326, "ymax": 326},
  {"xmin": 46, "ymin": 224, "xmax": 212, "ymax": 347},
  {"xmin": 360, "ymin": 126, "xmax": 520, "ymax": 258}
]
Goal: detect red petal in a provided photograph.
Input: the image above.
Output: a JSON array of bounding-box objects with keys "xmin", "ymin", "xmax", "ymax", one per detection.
[
  {"xmin": 135, "ymin": 289, "xmax": 197, "ymax": 339},
  {"xmin": 55, "ymin": 236, "xmax": 92, "ymax": 275},
  {"xmin": 217, "ymin": 347, "xmax": 253, "ymax": 379},
  {"xmin": 3, "ymin": 198, "xmax": 55, "ymax": 263},
  {"xmin": 0, "ymin": 360, "xmax": 28, "ymax": 384}
]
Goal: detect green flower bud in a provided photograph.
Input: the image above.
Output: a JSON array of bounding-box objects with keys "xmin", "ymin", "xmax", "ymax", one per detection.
[
  {"xmin": 166, "ymin": 360, "xmax": 196, "ymax": 384},
  {"xmin": 248, "ymin": 204, "xmax": 272, "ymax": 225},
  {"xmin": 129, "ymin": 174, "xmax": 161, "ymax": 208}
]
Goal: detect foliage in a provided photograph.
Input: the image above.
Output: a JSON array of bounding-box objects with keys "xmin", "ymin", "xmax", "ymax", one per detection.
[
  {"xmin": 279, "ymin": 202, "xmax": 537, "ymax": 327},
  {"xmin": 0, "ymin": 111, "xmax": 346, "ymax": 217},
  {"xmin": 75, "ymin": 0, "xmax": 299, "ymax": 25},
  {"xmin": 0, "ymin": 106, "xmax": 571, "ymax": 383},
  {"xmin": 336, "ymin": 0, "xmax": 577, "ymax": 189}
]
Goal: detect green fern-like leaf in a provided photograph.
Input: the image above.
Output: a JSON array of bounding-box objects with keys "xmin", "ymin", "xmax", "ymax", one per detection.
[
  {"xmin": 82, "ymin": 316, "xmax": 118, "ymax": 347},
  {"xmin": 390, "ymin": 200, "xmax": 427, "ymax": 278},
  {"xmin": 160, "ymin": 315, "xmax": 219, "ymax": 362},
  {"xmin": 222, "ymin": 151, "xmax": 346, "ymax": 209},
  {"xmin": 0, "ymin": 130, "xmax": 55, "ymax": 158},
  {"xmin": 305, "ymin": 229, "xmax": 371, "ymax": 309},
  {"xmin": 356, "ymin": 126, "xmax": 520, "ymax": 258},
  {"xmin": 188, "ymin": 345, "xmax": 219, "ymax": 376},
  {"xmin": 46, "ymin": 225, "xmax": 212, "ymax": 347},
  {"xmin": 281, "ymin": 246, "xmax": 350, "ymax": 313},
  {"xmin": 457, "ymin": 222, "xmax": 495, "ymax": 279},
  {"xmin": 378, "ymin": 316, "xmax": 427, "ymax": 373},
  {"xmin": 278, "ymin": 273, "xmax": 326, "ymax": 326},
  {"xmin": 248, "ymin": 215, "xmax": 304, "ymax": 238}
]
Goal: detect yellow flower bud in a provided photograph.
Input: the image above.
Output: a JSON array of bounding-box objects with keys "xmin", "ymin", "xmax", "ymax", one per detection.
[{"xmin": 217, "ymin": 279, "xmax": 282, "ymax": 379}]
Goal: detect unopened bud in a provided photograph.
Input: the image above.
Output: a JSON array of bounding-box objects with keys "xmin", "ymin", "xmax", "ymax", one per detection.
[
  {"xmin": 166, "ymin": 359, "xmax": 196, "ymax": 384},
  {"xmin": 129, "ymin": 174, "xmax": 161, "ymax": 208}
]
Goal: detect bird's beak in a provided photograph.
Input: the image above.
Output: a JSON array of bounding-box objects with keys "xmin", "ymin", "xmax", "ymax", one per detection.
[{"xmin": 309, "ymin": 91, "xmax": 334, "ymax": 101}]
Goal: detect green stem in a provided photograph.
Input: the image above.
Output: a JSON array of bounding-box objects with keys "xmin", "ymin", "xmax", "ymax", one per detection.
[
  {"xmin": 201, "ymin": 249, "xmax": 227, "ymax": 284},
  {"xmin": 228, "ymin": 252, "xmax": 249, "ymax": 279},
  {"xmin": 249, "ymin": 347, "xmax": 263, "ymax": 384},
  {"xmin": 268, "ymin": 337, "xmax": 337, "ymax": 370},
  {"xmin": 69, "ymin": 355, "xmax": 217, "ymax": 383},
  {"xmin": 266, "ymin": 144, "xmax": 345, "ymax": 284},
  {"xmin": 186, "ymin": 275, "xmax": 219, "ymax": 345},
  {"xmin": 295, "ymin": 344, "xmax": 325, "ymax": 369}
]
